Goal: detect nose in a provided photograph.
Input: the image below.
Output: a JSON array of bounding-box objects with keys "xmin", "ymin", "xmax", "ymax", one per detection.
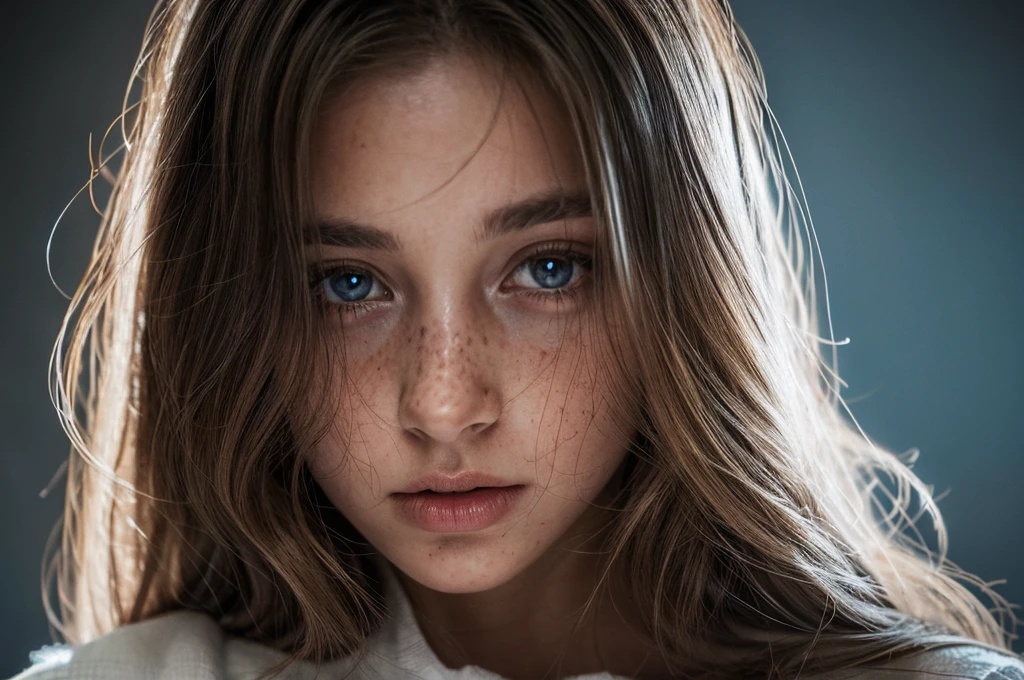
[{"xmin": 398, "ymin": 319, "xmax": 502, "ymax": 444}]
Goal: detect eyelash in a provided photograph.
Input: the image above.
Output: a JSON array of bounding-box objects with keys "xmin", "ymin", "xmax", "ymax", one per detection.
[{"xmin": 307, "ymin": 243, "xmax": 593, "ymax": 318}]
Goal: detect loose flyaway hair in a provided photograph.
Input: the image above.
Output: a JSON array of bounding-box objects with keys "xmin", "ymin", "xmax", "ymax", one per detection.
[{"xmin": 43, "ymin": 1, "xmax": 1017, "ymax": 679}]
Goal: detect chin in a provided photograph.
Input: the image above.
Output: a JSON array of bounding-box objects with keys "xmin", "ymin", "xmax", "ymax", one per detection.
[{"xmin": 381, "ymin": 538, "xmax": 536, "ymax": 594}]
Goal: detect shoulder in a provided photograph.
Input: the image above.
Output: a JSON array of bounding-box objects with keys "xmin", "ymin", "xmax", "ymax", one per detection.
[
  {"xmin": 7, "ymin": 610, "xmax": 361, "ymax": 680},
  {"xmin": 8, "ymin": 609, "xmax": 401, "ymax": 680},
  {"xmin": 9, "ymin": 611, "xmax": 229, "ymax": 680},
  {"xmin": 812, "ymin": 642, "xmax": 1024, "ymax": 680}
]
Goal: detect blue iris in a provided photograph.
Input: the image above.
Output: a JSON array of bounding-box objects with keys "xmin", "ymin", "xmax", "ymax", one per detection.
[
  {"xmin": 530, "ymin": 257, "xmax": 573, "ymax": 289},
  {"xmin": 329, "ymin": 272, "xmax": 373, "ymax": 302}
]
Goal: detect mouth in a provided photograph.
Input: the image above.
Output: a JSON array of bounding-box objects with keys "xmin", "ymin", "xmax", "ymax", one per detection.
[
  {"xmin": 391, "ymin": 485, "xmax": 527, "ymax": 532},
  {"xmin": 395, "ymin": 472, "xmax": 519, "ymax": 495},
  {"xmin": 396, "ymin": 486, "xmax": 513, "ymax": 496}
]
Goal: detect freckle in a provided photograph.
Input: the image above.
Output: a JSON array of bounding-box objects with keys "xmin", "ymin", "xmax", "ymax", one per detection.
[
  {"xmin": 420, "ymin": 326, "xmax": 426, "ymax": 338},
  {"xmin": 482, "ymin": 335, "xmax": 488, "ymax": 346},
  {"xmin": 483, "ymin": 387, "xmax": 489, "ymax": 396}
]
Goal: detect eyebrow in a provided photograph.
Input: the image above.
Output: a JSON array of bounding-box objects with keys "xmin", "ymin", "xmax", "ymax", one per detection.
[{"xmin": 307, "ymin": 189, "xmax": 592, "ymax": 251}]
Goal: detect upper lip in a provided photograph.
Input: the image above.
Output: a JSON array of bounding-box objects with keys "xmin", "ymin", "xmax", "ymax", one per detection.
[{"xmin": 395, "ymin": 471, "xmax": 519, "ymax": 494}]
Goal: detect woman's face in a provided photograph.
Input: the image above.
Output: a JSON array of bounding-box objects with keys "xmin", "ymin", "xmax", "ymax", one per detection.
[{"xmin": 306, "ymin": 53, "xmax": 634, "ymax": 594}]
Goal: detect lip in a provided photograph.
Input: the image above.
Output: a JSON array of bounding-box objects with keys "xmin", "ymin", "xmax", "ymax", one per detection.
[
  {"xmin": 391, "ymin": 485, "xmax": 527, "ymax": 533},
  {"xmin": 395, "ymin": 471, "xmax": 518, "ymax": 494}
]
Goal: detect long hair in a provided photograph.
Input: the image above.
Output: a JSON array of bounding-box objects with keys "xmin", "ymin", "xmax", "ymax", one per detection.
[{"xmin": 44, "ymin": 1, "xmax": 1018, "ymax": 678}]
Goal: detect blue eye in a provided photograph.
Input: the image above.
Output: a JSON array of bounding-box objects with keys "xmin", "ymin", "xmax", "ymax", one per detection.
[
  {"xmin": 529, "ymin": 257, "xmax": 575, "ymax": 289},
  {"xmin": 329, "ymin": 271, "xmax": 373, "ymax": 302},
  {"xmin": 308, "ymin": 244, "xmax": 591, "ymax": 318},
  {"xmin": 309, "ymin": 265, "xmax": 387, "ymax": 308},
  {"xmin": 510, "ymin": 247, "xmax": 590, "ymax": 294}
]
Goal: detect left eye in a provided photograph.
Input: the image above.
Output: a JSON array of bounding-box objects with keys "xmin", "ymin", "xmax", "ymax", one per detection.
[{"xmin": 508, "ymin": 251, "xmax": 590, "ymax": 291}]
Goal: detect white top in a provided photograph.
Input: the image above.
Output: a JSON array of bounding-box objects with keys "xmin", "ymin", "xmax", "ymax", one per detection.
[
  {"xmin": 9, "ymin": 556, "xmax": 1024, "ymax": 680},
  {"xmin": 9, "ymin": 557, "xmax": 627, "ymax": 680}
]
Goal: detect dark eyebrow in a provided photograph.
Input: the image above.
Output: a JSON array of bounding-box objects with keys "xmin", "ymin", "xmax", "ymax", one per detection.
[
  {"xmin": 306, "ymin": 219, "xmax": 401, "ymax": 251},
  {"xmin": 307, "ymin": 189, "xmax": 592, "ymax": 251},
  {"xmin": 478, "ymin": 189, "xmax": 592, "ymax": 243}
]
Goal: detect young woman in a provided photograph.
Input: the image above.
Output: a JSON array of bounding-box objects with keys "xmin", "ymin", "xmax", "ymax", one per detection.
[{"xmin": 13, "ymin": 1, "xmax": 1023, "ymax": 679}]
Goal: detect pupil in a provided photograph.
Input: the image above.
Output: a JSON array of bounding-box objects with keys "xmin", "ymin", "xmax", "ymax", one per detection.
[
  {"xmin": 530, "ymin": 257, "xmax": 573, "ymax": 289},
  {"xmin": 329, "ymin": 272, "xmax": 372, "ymax": 302}
]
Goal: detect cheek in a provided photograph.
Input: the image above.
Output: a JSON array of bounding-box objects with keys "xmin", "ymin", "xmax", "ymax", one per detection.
[
  {"xmin": 304, "ymin": 364, "xmax": 392, "ymax": 505},
  {"xmin": 518, "ymin": 317, "xmax": 634, "ymax": 497}
]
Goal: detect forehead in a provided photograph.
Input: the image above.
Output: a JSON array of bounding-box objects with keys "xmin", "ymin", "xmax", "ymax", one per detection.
[{"xmin": 309, "ymin": 53, "xmax": 586, "ymax": 229}]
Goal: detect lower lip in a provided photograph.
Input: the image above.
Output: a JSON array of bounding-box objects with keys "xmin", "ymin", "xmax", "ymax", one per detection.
[{"xmin": 392, "ymin": 485, "xmax": 526, "ymax": 533}]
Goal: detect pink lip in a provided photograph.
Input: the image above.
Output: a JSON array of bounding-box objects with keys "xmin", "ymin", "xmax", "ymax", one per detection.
[
  {"xmin": 396, "ymin": 470, "xmax": 517, "ymax": 494},
  {"xmin": 392, "ymin": 485, "xmax": 526, "ymax": 533}
]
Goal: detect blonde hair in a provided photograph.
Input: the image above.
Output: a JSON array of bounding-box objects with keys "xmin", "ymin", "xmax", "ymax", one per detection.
[{"xmin": 45, "ymin": 0, "xmax": 1018, "ymax": 678}]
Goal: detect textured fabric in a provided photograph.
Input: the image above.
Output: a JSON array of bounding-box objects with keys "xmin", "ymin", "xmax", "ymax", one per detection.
[
  {"xmin": 8, "ymin": 557, "xmax": 625, "ymax": 680},
  {"xmin": 807, "ymin": 642, "xmax": 1024, "ymax": 680},
  {"xmin": 9, "ymin": 556, "xmax": 1024, "ymax": 680}
]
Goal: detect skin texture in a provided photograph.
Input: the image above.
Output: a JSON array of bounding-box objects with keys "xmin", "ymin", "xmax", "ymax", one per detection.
[{"xmin": 306, "ymin": 52, "xmax": 667, "ymax": 679}]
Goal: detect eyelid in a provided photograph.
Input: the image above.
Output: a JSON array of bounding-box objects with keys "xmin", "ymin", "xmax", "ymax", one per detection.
[
  {"xmin": 517, "ymin": 240, "xmax": 592, "ymax": 261},
  {"xmin": 307, "ymin": 260, "xmax": 378, "ymax": 286}
]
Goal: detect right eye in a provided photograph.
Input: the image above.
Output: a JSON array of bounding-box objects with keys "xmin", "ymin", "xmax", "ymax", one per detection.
[{"xmin": 309, "ymin": 264, "xmax": 392, "ymax": 311}]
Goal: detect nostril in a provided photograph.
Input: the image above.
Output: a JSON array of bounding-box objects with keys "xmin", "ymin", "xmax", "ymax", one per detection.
[{"xmin": 406, "ymin": 426, "xmax": 430, "ymax": 442}]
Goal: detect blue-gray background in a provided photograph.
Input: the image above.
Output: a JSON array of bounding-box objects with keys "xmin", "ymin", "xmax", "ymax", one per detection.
[{"xmin": 1, "ymin": 1, "xmax": 1021, "ymax": 676}]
